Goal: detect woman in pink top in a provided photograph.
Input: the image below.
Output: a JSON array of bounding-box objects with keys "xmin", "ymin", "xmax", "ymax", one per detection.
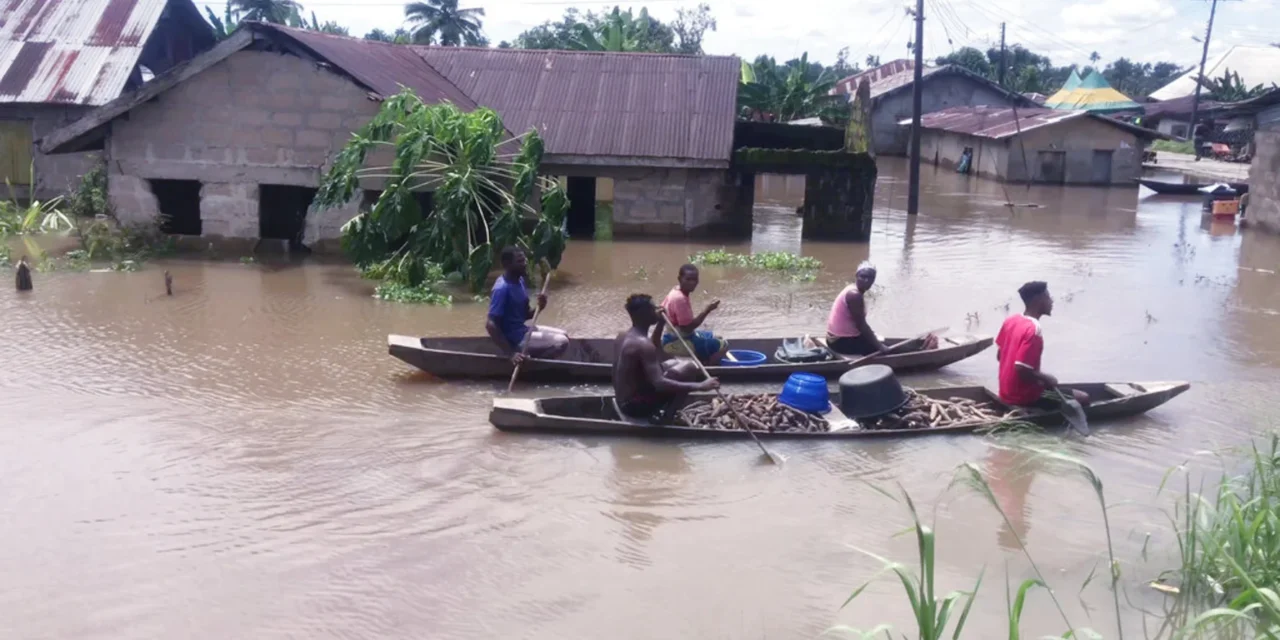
[
  {"xmin": 660, "ymin": 264, "xmax": 729, "ymax": 364},
  {"xmin": 826, "ymin": 261, "xmax": 885, "ymax": 356}
]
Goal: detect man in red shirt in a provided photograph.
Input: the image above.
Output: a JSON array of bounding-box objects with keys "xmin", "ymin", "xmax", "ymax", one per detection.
[{"xmin": 996, "ymin": 281, "xmax": 1089, "ymax": 407}]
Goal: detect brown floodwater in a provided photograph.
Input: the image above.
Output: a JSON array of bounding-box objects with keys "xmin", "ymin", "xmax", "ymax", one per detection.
[{"xmin": 4, "ymin": 158, "xmax": 1279, "ymax": 638}]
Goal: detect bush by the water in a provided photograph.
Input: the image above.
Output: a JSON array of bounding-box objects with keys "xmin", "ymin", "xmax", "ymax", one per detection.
[{"xmin": 1152, "ymin": 139, "xmax": 1196, "ymax": 155}]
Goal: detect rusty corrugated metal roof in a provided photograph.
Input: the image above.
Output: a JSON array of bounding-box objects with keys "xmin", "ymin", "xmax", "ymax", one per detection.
[
  {"xmin": 415, "ymin": 47, "xmax": 739, "ymax": 163},
  {"xmin": 0, "ymin": 0, "xmax": 177, "ymax": 104},
  {"xmin": 260, "ymin": 24, "xmax": 477, "ymax": 109},
  {"xmin": 907, "ymin": 105, "xmax": 1157, "ymax": 140},
  {"xmin": 833, "ymin": 59, "xmax": 914, "ymax": 95}
]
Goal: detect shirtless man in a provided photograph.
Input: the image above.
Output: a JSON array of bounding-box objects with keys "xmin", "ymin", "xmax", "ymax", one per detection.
[{"xmin": 613, "ymin": 293, "xmax": 719, "ymax": 421}]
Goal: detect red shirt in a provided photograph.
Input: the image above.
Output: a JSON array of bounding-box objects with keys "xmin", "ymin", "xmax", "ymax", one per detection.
[{"xmin": 996, "ymin": 315, "xmax": 1045, "ymax": 405}]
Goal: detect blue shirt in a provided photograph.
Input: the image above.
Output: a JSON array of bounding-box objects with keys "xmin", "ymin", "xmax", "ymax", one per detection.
[{"xmin": 489, "ymin": 275, "xmax": 530, "ymax": 348}]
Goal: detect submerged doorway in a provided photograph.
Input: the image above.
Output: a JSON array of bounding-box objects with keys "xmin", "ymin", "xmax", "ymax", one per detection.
[
  {"xmin": 150, "ymin": 179, "xmax": 202, "ymax": 236},
  {"xmin": 259, "ymin": 184, "xmax": 316, "ymax": 248},
  {"xmin": 565, "ymin": 176, "xmax": 596, "ymax": 238}
]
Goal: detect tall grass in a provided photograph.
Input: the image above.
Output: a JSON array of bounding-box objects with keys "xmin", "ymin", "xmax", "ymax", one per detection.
[{"xmin": 1158, "ymin": 435, "xmax": 1280, "ymax": 637}]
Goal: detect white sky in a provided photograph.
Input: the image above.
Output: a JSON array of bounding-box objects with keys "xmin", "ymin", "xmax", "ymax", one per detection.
[{"xmin": 195, "ymin": 0, "xmax": 1280, "ymax": 70}]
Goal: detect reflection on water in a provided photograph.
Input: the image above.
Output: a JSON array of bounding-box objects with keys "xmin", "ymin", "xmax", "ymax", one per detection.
[{"xmin": 3, "ymin": 157, "xmax": 1280, "ymax": 638}]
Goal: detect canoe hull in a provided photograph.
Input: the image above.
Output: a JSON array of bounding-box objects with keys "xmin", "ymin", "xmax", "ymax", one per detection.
[
  {"xmin": 389, "ymin": 334, "xmax": 994, "ymax": 382},
  {"xmin": 1138, "ymin": 179, "xmax": 1249, "ymax": 195},
  {"xmin": 489, "ymin": 381, "xmax": 1190, "ymax": 440}
]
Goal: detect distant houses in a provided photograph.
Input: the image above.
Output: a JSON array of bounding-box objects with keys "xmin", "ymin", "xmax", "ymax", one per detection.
[
  {"xmin": 831, "ymin": 60, "xmax": 1035, "ymax": 156},
  {"xmin": 907, "ymin": 106, "xmax": 1159, "ymax": 184}
]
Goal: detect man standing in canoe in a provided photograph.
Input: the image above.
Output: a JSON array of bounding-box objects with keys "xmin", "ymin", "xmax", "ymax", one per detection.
[
  {"xmin": 826, "ymin": 261, "xmax": 886, "ymax": 356},
  {"xmin": 614, "ymin": 293, "xmax": 719, "ymax": 421},
  {"xmin": 486, "ymin": 246, "xmax": 570, "ymax": 365},
  {"xmin": 661, "ymin": 264, "xmax": 730, "ymax": 365},
  {"xmin": 996, "ymin": 281, "xmax": 1089, "ymax": 407}
]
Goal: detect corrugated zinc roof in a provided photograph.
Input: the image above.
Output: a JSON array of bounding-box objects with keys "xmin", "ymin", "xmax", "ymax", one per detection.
[
  {"xmin": 0, "ymin": 0, "xmax": 172, "ymax": 104},
  {"xmin": 415, "ymin": 46, "xmax": 740, "ymax": 162},
  {"xmin": 907, "ymin": 105, "xmax": 1153, "ymax": 140},
  {"xmin": 258, "ymin": 24, "xmax": 477, "ymax": 109},
  {"xmin": 1150, "ymin": 45, "xmax": 1280, "ymax": 102},
  {"xmin": 833, "ymin": 59, "xmax": 913, "ymax": 95}
]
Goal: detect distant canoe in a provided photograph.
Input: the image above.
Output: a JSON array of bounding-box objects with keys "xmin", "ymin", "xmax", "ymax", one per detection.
[
  {"xmin": 488, "ymin": 381, "xmax": 1191, "ymax": 439},
  {"xmin": 1137, "ymin": 179, "xmax": 1249, "ymax": 195},
  {"xmin": 388, "ymin": 334, "xmax": 993, "ymax": 382}
]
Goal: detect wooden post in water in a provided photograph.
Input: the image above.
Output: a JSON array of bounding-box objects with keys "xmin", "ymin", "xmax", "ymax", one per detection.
[
  {"xmin": 164, "ymin": 270, "xmax": 173, "ymax": 296},
  {"xmin": 15, "ymin": 256, "xmax": 32, "ymax": 291}
]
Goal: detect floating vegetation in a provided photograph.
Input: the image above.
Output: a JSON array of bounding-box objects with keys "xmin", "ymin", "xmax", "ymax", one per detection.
[
  {"xmin": 690, "ymin": 248, "xmax": 822, "ymax": 281},
  {"xmin": 373, "ymin": 281, "xmax": 452, "ymax": 305}
]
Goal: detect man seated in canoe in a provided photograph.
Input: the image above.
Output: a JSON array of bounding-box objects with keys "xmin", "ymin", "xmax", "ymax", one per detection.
[
  {"xmin": 614, "ymin": 293, "xmax": 720, "ymax": 421},
  {"xmin": 660, "ymin": 264, "xmax": 729, "ymax": 365},
  {"xmin": 486, "ymin": 246, "xmax": 570, "ymax": 365},
  {"xmin": 826, "ymin": 261, "xmax": 937, "ymax": 357},
  {"xmin": 996, "ymin": 281, "xmax": 1089, "ymax": 408}
]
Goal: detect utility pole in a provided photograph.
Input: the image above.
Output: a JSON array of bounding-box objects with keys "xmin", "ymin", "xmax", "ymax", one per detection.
[
  {"xmin": 998, "ymin": 23, "xmax": 1007, "ymax": 87},
  {"xmin": 1187, "ymin": 0, "xmax": 1219, "ymax": 161},
  {"xmin": 907, "ymin": 0, "xmax": 925, "ymax": 215}
]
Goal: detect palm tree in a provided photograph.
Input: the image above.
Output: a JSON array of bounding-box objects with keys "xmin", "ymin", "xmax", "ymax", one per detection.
[
  {"xmin": 231, "ymin": 0, "xmax": 300, "ymax": 24},
  {"xmin": 404, "ymin": 0, "xmax": 485, "ymax": 46}
]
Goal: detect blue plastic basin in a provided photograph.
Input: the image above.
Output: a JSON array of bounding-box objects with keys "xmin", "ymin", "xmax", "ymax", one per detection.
[
  {"xmin": 722, "ymin": 349, "xmax": 767, "ymax": 366},
  {"xmin": 778, "ymin": 372, "xmax": 831, "ymax": 413}
]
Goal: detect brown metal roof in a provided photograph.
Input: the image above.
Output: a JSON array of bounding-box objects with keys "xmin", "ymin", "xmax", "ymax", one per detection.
[
  {"xmin": 415, "ymin": 46, "xmax": 740, "ymax": 163},
  {"xmin": 258, "ymin": 24, "xmax": 477, "ymax": 110},
  {"xmin": 910, "ymin": 106, "xmax": 1159, "ymax": 140},
  {"xmin": 834, "ymin": 59, "xmax": 913, "ymax": 95},
  {"xmin": 0, "ymin": 0, "xmax": 201, "ymax": 104}
]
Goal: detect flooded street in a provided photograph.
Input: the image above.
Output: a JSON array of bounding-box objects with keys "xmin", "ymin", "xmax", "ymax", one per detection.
[{"xmin": 4, "ymin": 157, "xmax": 1280, "ymax": 638}]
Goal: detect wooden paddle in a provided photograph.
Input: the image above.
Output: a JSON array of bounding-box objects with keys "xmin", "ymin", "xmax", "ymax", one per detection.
[
  {"xmin": 662, "ymin": 311, "xmax": 782, "ymax": 465},
  {"xmin": 506, "ymin": 266, "xmax": 554, "ymax": 393},
  {"xmin": 845, "ymin": 326, "xmax": 950, "ymax": 367}
]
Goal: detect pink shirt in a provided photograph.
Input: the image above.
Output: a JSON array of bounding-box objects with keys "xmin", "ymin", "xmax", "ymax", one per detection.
[
  {"xmin": 826, "ymin": 284, "xmax": 862, "ymax": 337},
  {"xmin": 661, "ymin": 287, "xmax": 695, "ymax": 328}
]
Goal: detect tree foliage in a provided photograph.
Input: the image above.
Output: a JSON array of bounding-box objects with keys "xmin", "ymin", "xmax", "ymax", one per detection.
[
  {"xmin": 365, "ymin": 27, "xmax": 413, "ymax": 44},
  {"xmin": 315, "ymin": 90, "xmax": 568, "ymax": 293},
  {"xmin": 205, "ymin": 1, "xmax": 240, "ymax": 40},
  {"xmin": 405, "ymin": 0, "xmax": 487, "ymax": 46},
  {"xmin": 738, "ymin": 53, "xmax": 848, "ymax": 124},
  {"xmin": 230, "ymin": 0, "xmax": 299, "ymax": 24},
  {"xmin": 936, "ymin": 45, "xmax": 1187, "ymax": 99},
  {"xmin": 1197, "ymin": 68, "xmax": 1276, "ymax": 102},
  {"xmin": 514, "ymin": 6, "xmax": 677, "ymax": 52},
  {"xmin": 671, "ymin": 3, "xmax": 716, "ymax": 54}
]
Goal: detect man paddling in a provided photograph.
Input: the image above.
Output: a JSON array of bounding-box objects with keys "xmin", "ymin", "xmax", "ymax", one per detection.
[
  {"xmin": 614, "ymin": 293, "xmax": 719, "ymax": 421},
  {"xmin": 826, "ymin": 261, "xmax": 886, "ymax": 356},
  {"xmin": 486, "ymin": 246, "xmax": 570, "ymax": 365},
  {"xmin": 996, "ymin": 281, "xmax": 1089, "ymax": 407},
  {"xmin": 661, "ymin": 264, "xmax": 730, "ymax": 365}
]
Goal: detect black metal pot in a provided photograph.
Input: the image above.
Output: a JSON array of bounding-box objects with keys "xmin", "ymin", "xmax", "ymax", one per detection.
[{"xmin": 838, "ymin": 364, "xmax": 909, "ymax": 419}]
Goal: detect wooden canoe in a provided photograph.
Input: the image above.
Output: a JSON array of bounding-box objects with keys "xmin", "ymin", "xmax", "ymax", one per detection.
[
  {"xmin": 388, "ymin": 333, "xmax": 993, "ymax": 382},
  {"xmin": 1137, "ymin": 179, "xmax": 1249, "ymax": 195},
  {"xmin": 488, "ymin": 381, "xmax": 1190, "ymax": 439}
]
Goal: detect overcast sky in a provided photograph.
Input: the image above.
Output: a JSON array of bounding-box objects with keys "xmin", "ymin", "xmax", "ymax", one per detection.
[{"xmin": 196, "ymin": 0, "xmax": 1279, "ymax": 70}]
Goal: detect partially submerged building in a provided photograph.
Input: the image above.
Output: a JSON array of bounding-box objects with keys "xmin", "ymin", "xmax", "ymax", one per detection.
[
  {"xmin": 832, "ymin": 61, "xmax": 1034, "ymax": 156},
  {"xmin": 1243, "ymin": 90, "xmax": 1280, "ymax": 232},
  {"xmin": 0, "ymin": 0, "xmax": 215, "ymax": 199},
  {"xmin": 911, "ymin": 106, "xmax": 1159, "ymax": 185},
  {"xmin": 42, "ymin": 23, "xmax": 761, "ymax": 246}
]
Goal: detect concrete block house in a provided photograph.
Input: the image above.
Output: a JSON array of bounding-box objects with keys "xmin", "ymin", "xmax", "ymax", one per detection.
[
  {"xmin": 911, "ymin": 106, "xmax": 1159, "ymax": 185},
  {"xmin": 0, "ymin": 0, "xmax": 215, "ymax": 200},
  {"xmin": 42, "ymin": 23, "xmax": 750, "ymax": 247},
  {"xmin": 832, "ymin": 60, "xmax": 1034, "ymax": 156}
]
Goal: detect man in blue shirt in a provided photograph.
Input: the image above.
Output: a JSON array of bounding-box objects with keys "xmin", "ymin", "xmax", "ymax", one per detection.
[{"xmin": 487, "ymin": 246, "xmax": 570, "ymax": 364}]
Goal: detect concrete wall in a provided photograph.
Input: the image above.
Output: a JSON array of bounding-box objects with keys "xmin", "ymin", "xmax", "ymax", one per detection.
[
  {"xmin": 1002, "ymin": 118, "xmax": 1142, "ymax": 185},
  {"xmin": 543, "ymin": 164, "xmax": 752, "ymax": 237},
  {"xmin": 920, "ymin": 130, "xmax": 1010, "ymax": 182},
  {"xmin": 1247, "ymin": 104, "xmax": 1280, "ymax": 232},
  {"xmin": 0, "ymin": 104, "xmax": 98, "ymax": 201},
  {"xmin": 873, "ymin": 75, "xmax": 1019, "ymax": 156},
  {"xmin": 106, "ymin": 49, "xmax": 378, "ymax": 246}
]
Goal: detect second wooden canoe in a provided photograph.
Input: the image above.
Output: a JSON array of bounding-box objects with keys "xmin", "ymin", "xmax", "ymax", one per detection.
[{"xmin": 388, "ymin": 333, "xmax": 993, "ymax": 382}]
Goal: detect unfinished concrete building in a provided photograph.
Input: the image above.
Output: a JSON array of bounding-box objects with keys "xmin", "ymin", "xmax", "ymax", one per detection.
[
  {"xmin": 0, "ymin": 0, "xmax": 214, "ymax": 200},
  {"xmin": 42, "ymin": 23, "xmax": 752, "ymax": 246}
]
